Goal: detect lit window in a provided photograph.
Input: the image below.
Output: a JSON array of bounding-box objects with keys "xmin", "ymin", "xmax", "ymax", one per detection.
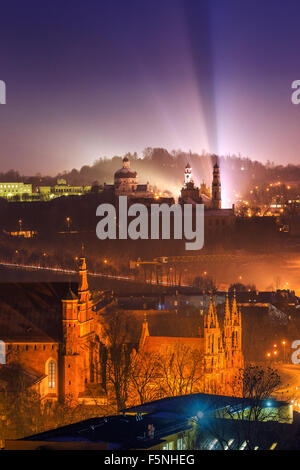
[
  {"xmin": 224, "ymin": 439, "xmax": 234, "ymax": 450},
  {"xmin": 239, "ymin": 441, "xmax": 247, "ymax": 450},
  {"xmin": 270, "ymin": 442, "xmax": 277, "ymax": 450},
  {"xmin": 48, "ymin": 360, "xmax": 56, "ymax": 389},
  {"xmin": 177, "ymin": 438, "xmax": 185, "ymax": 450},
  {"xmin": 162, "ymin": 441, "xmax": 174, "ymax": 450},
  {"xmin": 209, "ymin": 439, "xmax": 218, "ymax": 450}
]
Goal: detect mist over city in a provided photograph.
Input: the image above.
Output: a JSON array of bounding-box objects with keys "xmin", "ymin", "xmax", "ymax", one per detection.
[{"xmin": 2, "ymin": 0, "xmax": 300, "ymax": 455}]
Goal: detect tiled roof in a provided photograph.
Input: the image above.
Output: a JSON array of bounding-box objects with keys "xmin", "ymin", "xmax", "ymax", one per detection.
[
  {"xmin": 0, "ymin": 282, "xmax": 78, "ymax": 342},
  {"xmin": 143, "ymin": 335, "xmax": 204, "ymax": 353}
]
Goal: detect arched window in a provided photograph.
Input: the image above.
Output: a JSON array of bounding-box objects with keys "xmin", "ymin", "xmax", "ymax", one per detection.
[{"xmin": 48, "ymin": 360, "xmax": 56, "ymax": 389}]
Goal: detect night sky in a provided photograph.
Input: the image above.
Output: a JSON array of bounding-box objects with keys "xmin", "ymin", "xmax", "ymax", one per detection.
[{"xmin": 1, "ymin": 0, "xmax": 300, "ymax": 174}]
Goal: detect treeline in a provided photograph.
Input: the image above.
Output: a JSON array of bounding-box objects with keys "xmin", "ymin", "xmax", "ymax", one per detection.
[{"xmin": 1, "ymin": 148, "xmax": 300, "ymax": 197}]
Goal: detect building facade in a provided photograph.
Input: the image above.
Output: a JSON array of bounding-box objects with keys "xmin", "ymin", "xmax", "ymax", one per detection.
[
  {"xmin": 110, "ymin": 156, "xmax": 153, "ymax": 198},
  {"xmin": 137, "ymin": 293, "xmax": 243, "ymax": 396},
  {"xmin": 0, "ymin": 258, "xmax": 112, "ymax": 404},
  {"xmin": 0, "ymin": 259, "xmax": 243, "ymax": 404}
]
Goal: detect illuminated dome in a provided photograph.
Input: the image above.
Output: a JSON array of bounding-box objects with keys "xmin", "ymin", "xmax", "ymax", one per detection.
[{"xmin": 114, "ymin": 156, "xmax": 137, "ymax": 179}]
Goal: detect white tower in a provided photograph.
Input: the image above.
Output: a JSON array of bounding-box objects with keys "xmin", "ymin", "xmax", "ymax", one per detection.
[{"xmin": 184, "ymin": 163, "xmax": 193, "ymax": 187}]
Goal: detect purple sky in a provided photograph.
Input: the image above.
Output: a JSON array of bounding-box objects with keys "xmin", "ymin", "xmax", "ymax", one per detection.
[{"xmin": 1, "ymin": 0, "xmax": 300, "ymax": 174}]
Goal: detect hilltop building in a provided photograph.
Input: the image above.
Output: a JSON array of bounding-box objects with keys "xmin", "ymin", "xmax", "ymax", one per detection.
[
  {"xmin": 0, "ymin": 182, "xmax": 32, "ymax": 200},
  {"xmin": 178, "ymin": 161, "xmax": 235, "ymax": 241},
  {"xmin": 179, "ymin": 160, "xmax": 222, "ymax": 209},
  {"xmin": 38, "ymin": 178, "xmax": 91, "ymax": 199},
  {"xmin": 104, "ymin": 156, "xmax": 153, "ymax": 198}
]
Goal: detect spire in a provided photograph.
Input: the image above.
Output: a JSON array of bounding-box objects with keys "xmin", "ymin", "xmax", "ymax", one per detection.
[
  {"xmin": 224, "ymin": 291, "xmax": 231, "ymax": 326},
  {"xmin": 184, "ymin": 162, "xmax": 193, "ymax": 186},
  {"xmin": 232, "ymin": 289, "xmax": 238, "ymax": 316},
  {"xmin": 122, "ymin": 155, "xmax": 130, "ymax": 169},
  {"xmin": 139, "ymin": 312, "xmax": 150, "ymax": 349},
  {"xmin": 205, "ymin": 293, "xmax": 219, "ymax": 329},
  {"xmin": 78, "ymin": 256, "xmax": 89, "ymax": 302}
]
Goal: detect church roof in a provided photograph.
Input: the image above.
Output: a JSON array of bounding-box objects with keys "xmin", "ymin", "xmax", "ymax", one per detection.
[
  {"xmin": 114, "ymin": 168, "xmax": 137, "ymax": 178},
  {"xmin": 0, "ymin": 363, "xmax": 46, "ymax": 390},
  {"xmin": 63, "ymin": 287, "xmax": 78, "ymax": 301},
  {"xmin": 0, "ymin": 282, "xmax": 78, "ymax": 342},
  {"xmin": 142, "ymin": 335, "xmax": 204, "ymax": 354},
  {"xmin": 124, "ymin": 312, "xmax": 204, "ymax": 345}
]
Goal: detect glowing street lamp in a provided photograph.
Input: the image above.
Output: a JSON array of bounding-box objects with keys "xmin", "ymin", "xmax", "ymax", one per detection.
[
  {"xmin": 282, "ymin": 340, "xmax": 286, "ymax": 363},
  {"xmin": 65, "ymin": 216, "xmax": 71, "ymax": 232}
]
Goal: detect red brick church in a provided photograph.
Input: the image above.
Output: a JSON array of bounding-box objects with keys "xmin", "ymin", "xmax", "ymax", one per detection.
[
  {"xmin": 0, "ymin": 258, "xmax": 243, "ymax": 404},
  {"xmin": 0, "ymin": 258, "xmax": 112, "ymax": 404}
]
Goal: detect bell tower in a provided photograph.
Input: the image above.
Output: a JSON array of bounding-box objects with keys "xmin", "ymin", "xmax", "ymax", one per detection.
[
  {"xmin": 184, "ymin": 163, "xmax": 193, "ymax": 187},
  {"xmin": 211, "ymin": 162, "xmax": 221, "ymax": 209},
  {"xmin": 78, "ymin": 257, "xmax": 90, "ymax": 304},
  {"xmin": 204, "ymin": 295, "xmax": 223, "ymax": 393}
]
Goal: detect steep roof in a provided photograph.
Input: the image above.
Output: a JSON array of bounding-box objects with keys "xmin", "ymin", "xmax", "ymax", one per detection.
[
  {"xmin": 143, "ymin": 335, "xmax": 204, "ymax": 354},
  {"xmin": 114, "ymin": 168, "xmax": 137, "ymax": 178},
  {"xmin": 0, "ymin": 282, "xmax": 78, "ymax": 342}
]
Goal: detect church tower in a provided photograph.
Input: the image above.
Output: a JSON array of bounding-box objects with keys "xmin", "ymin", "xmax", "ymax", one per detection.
[
  {"xmin": 211, "ymin": 162, "xmax": 221, "ymax": 209},
  {"xmin": 230, "ymin": 292, "xmax": 243, "ymax": 369},
  {"xmin": 184, "ymin": 163, "xmax": 193, "ymax": 186},
  {"xmin": 61, "ymin": 257, "xmax": 95, "ymax": 401},
  {"xmin": 179, "ymin": 162, "xmax": 202, "ymax": 204},
  {"xmin": 204, "ymin": 295, "xmax": 223, "ymax": 393},
  {"xmin": 78, "ymin": 257, "xmax": 90, "ymax": 304},
  {"xmin": 223, "ymin": 291, "xmax": 244, "ymax": 395}
]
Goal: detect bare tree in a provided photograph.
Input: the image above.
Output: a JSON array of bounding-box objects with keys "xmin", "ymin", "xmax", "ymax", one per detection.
[
  {"xmin": 158, "ymin": 344, "xmax": 204, "ymax": 397},
  {"xmin": 196, "ymin": 365, "xmax": 286, "ymax": 450},
  {"xmin": 128, "ymin": 349, "xmax": 161, "ymax": 406},
  {"xmin": 0, "ymin": 364, "xmax": 97, "ymax": 444},
  {"xmin": 101, "ymin": 308, "xmax": 136, "ymax": 411}
]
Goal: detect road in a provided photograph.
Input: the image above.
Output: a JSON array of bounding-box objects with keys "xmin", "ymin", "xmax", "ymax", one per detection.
[
  {"xmin": 0, "ymin": 261, "xmax": 191, "ymax": 287},
  {"xmin": 273, "ymin": 364, "xmax": 300, "ymax": 409}
]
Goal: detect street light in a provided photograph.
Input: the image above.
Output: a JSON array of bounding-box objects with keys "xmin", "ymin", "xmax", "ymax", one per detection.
[
  {"xmin": 282, "ymin": 340, "xmax": 286, "ymax": 363},
  {"xmin": 65, "ymin": 216, "xmax": 71, "ymax": 232}
]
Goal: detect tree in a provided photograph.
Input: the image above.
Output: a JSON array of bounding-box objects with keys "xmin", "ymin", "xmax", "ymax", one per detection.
[
  {"xmin": 0, "ymin": 363, "xmax": 98, "ymax": 444},
  {"xmin": 101, "ymin": 308, "xmax": 136, "ymax": 411},
  {"xmin": 196, "ymin": 365, "xmax": 285, "ymax": 450},
  {"xmin": 128, "ymin": 350, "xmax": 161, "ymax": 406},
  {"xmin": 229, "ymin": 283, "xmax": 256, "ymax": 293},
  {"xmin": 158, "ymin": 344, "xmax": 204, "ymax": 397},
  {"xmin": 193, "ymin": 275, "xmax": 216, "ymax": 292}
]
